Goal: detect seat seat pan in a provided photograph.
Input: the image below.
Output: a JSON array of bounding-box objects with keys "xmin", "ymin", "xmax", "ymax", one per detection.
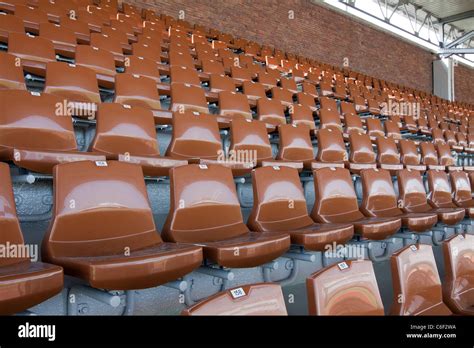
[
  {"xmin": 399, "ymin": 212, "xmax": 438, "ymax": 232},
  {"xmin": 200, "ymin": 232, "xmax": 290, "ymax": 268},
  {"xmin": 285, "ymin": 223, "xmax": 354, "ymax": 251},
  {"xmin": 117, "ymin": 154, "xmax": 188, "ymax": 176},
  {"xmin": 444, "ymin": 288, "xmax": 474, "ymax": 316},
  {"xmin": 50, "ymin": 243, "xmax": 203, "ymax": 290},
  {"xmin": 11, "ymin": 149, "xmax": 106, "ymax": 174},
  {"xmin": 431, "ymin": 207, "xmax": 465, "ymax": 225},
  {"xmin": 413, "ymin": 302, "xmax": 452, "ymax": 316},
  {"xmin": 456, "ymin": 200, "xmax": 474, "ymax": 218},
  {"xmin": 353, "ymin": 216, "xmax": 401, "ymax": 240},
  {"xmin": 0, "ymin": 261, "xmax": 63, "ymax": 315}
]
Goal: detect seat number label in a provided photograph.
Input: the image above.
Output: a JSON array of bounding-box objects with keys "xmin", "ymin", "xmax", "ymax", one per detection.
[
  {"xmin": 95, "ymin": 161, "xmax": 108, "ymax": 167},
  {"xmin": 230, "ymin": 287, "xmax": 246, "ymax": 299},
  {"xmin": 337, "ymin": 262, "xmax": 348, "ymax": 270}
]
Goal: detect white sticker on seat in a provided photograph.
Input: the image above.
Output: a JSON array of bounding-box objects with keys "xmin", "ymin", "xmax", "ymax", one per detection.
[
  {"xmin": 198, "ymin": 164, "xmax": 208, "ymax": 169},
  {"xmin": 337, "ymin": 262, "xmax": 348, "ymax": 270},
  {"xmin": 410, "ymin": 245, "xmax": 418, "ymax": 252},
  {"xmin": 230, "ymin": 287, "xmax": 246, "ymax": 299},
  {"xmin": 95, "ymin": 161, "xmax": 108, "ymax": 167}
]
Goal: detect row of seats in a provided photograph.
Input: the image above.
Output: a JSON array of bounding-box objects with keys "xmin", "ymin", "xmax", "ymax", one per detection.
[
  {"xmin": 2, "ymin": 159, "xmax": 474, "ymax": 314},
  {"xmin": 183, "ymin": 238, "xmax": 473, "ymax": 316},
  {"xmin": 1, "ymin": 89, "xmax": 472, "ymax": 177}
]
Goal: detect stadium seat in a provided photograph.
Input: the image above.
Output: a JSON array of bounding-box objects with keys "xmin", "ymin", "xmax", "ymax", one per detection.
[
  {"xmin": 75, "ymin": 45, "xmax": 116, "ymax": 89},
  {"xmin": 311, "ymin": 128, "xmax": 347, "ymax": 169},
  {"xmin": 39, "ymin": 22, "xmax": 77, "ymax": 58},
  {"xmin": 366, "ymin": 118, "xmax": 385, "ymax": 138},
  {"xmin": 0, "ymin": 13, "xmax": 24, "ymax": 44},
  {"xmin": 437, "ymin": 143, "xmax": 461, "ymax": 171},
  {"xmin": 242, "ymin": 81, "xmax": 266, "ymax": 100},
  {"xmin": 257, "ymin": 97, "xmax": 286, "ymax": 125},
  {"xmin": 7, "ymin": 32, "xmax": 55, "ymax": 77},
  {"xmin": 289, "ymin": 104, "xmax": 315, "ymax": 129},
  {"xmin": 0, "ymin": 162, "xmax": 63, "ymax": 315},
  {"xmin": 171, "ymin": 83, "xmax": 209, "ymax": 114},
  {"xmin": 90, "ymin": 32, "xmax": 125, "ymax": 65},
  {"xmin": 275, "ymin": 124, "xmax": 314, "ymax": 169},
  {"xmin": 390, "ymin": 244, "xmax": 452, "ymax": 315},
  {"xmin": 344, "ymin": 113, "xmax": 364, "ymax": 135},
  {"xmin": 360, "ymin": 169, "xmax": 438, "ymax": 232},
  {"xmin": 397, "ymin": 169, "xmax": 462, "ymax": 226},
  {"xmin": 0, "ymin": 51, "xmax": 26, "ymax": 90},
  {"xmin": 0, "ymin": 90, "xmax": 105, "ymax": 173},
  {"xmin": 399, "ymin": 140, "xmax": 426, "ymax": 171},
  {"xmin": 306, "ymin": 260, "xmax": 384, "ymax": 315},
  {"xmin": 426, "ymin": 170, "xmax": 465, "ymax": 224},
  {"xmin": 375, "ymin": 136, "xmax": 403, "ymax": 173},
  {"xmin": 248, "ymin": 166, "xmax": 353, "ymax": 250},
  {"xmin": 42, "ymin": 161, "xmax": 203, "ymax": 290},
  {"xmin": 218, "ymin": 91, "xmax": 252, "ymax": 120},
  {"xmin": 182, "ymin": 283, "xmax": 288, "ymax": 315},
  {"xmin": 89, "ymin": 103, "xmax": 187, "ymax": 176},
  {"xmin": 169, "ymin": 65, "xmax": 201, "ymax": 87},
  {"xmin": 450, "ymin": 171, "xmax": 474, "ymax": 218},
  {"xmin": 161, "ymin": 164, "xmax": 291, "ymax": 268},
  {"xmin": 442, "ymin": 234, "xmax": 474, "ymax": 315},
  {"xmin": 311, "ymin": 167, "xmax": 401, "ymax": 240},
  {"xmin": 114, "ymin": 73, "xmax": 163, "ymax": 119},
  {"xmin": 348, "ymin": 132, "xmax": 377, "ymax": 172},
  {"xmin": 43, "ymin": 62, "xmax": 101, "ymax": 116},
  {"xmin": 420, "ymin": 142, "xmax": 445, "ymax": 170}
]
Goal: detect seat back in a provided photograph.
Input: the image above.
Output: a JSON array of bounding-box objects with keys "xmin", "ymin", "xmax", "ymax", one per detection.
[
  {"xmin": 289, "ymin": 104, "xmax": 315, "ymax": 129},
  {"xmin": 0, "ymin": 90, "xmax": 77, "ymax": 156},
  {"xmin": 0, "ymin": 51, "xmax": 26, "ymax": 90},
  {"xmin": 115, "ymin": 73, "xmax": 161, "ymax": 110},
  {"xmin": 384, "ymin": 120, "xmax": 401, "ymax": 139},
  {"xmin": 311, "ymin": 167, "xmax": 361, "ymax": 223},
  {"xmin": 315, "ymin": 128, "xmax": 347, "ymax": 164},
  {"xmin": 399, "ymin": 140, "xmax": 421, "ymax": 166},
  {"xmin": 376, "ymin": 136, "xmax": 400, "ymax": 165},
  {"xmin": 218, "ymin": 91, "xmax": 252, "ymax": 120},
  {"xmin": 182, "ymin": 283, "xmax": 287, "ymax": 315},
  {"xmin": 171, "ymin": 83, "xmax": 208, "ymax": 113},
  {"xmin": 443, "ymin": 234, "xmax": 474, "ymax": 313},
  {"xmin": 306, "ymin": 260, "xmax": 384, "ymax": 315},
  {"xmin": 257, "ymin": 97, "xmax": 286, "ymax": 125},
  {"xmin": 248, "ymin": 166, "xmax": 313, "ymax": 232},
  {"xmin": 450, "ymin": 171, "xmax": 472, "ymax": 204},
  {"xmin": 0, "ymin": 163, "xmax": 28, "ymax": 267},
  {"xmin": 166, "ymin": 111, "xmax": 222, "ymax": 160},
  {"xmin": 391, "ymin": 244, "xmax": 448, "ymax": 315},
  {"xmin": 229, "ymin": 119, "xmax": 272, "ymax": 163},
  {"xmin": 276, "ymin": 124, "xmax": 313, "ymax": 163},
  {"xmin": 366, "ymin": 118, "xmax": 384, "ymax": 137},
  {"xmin": 44, "ymin": 62, "xmax": 100, "ymax": 103},
  {"xmin": 169, "ymin": 65, "xmax": 200, "ymax": 86},
  {"xmin": 43, "ymin": 161, "xmax": 161, "ymax": 259},
  {"xmin": 420, "ymin": 142, "xmax": 439, "ymax": 165},
  {"xmin": 161, "ymin": 164, "xmax": 248, "ymax": 243},
  {"xmin": 360, "ymin": 168, "xmax": 400, "ymax": 217},
  {"xmin": 344, "ymin": 113, "xmax": 364, "ymax": 134},
  {"xmin": 436, "ymin": 143, "xmax": 456, "ymax": 166},
  {"xmin": 90, "ymin": 103, "xmax": 160, "ymax": 157},
  {"xmin": 349, "ymin": 132, "xmax": 375, "ymax": 164},
  {"xmin": 397, "ymin": 169, "xmax": 430, "ymax": 212},
  {"xmin": 426, "ymin": 170, "xmax": 454, "ymax": 207}
]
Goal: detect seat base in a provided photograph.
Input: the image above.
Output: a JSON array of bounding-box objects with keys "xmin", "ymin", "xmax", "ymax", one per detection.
[
  {"xmin": 201, "ymin": 232, "xmax": 291, "ymax": 268},
  {"xmin": 12, "ymin": 149, "xmax": 106, "ymax": 174},
  {"xmin": 353, "ymin": 217, "xmax": 401, "ymax": 240},
  {"xmin": 0, "ymin": 261, "xmax": 63, "ymax": 315},
  {"xmin": 49, "ymin": 243, "xmax": 203, "ymax": 290},
  {"xmin": 431, "ymin": 207, "xmax": 465, "ymax": 226},
  {"xmin": 286, "ymin": 223, "xmax": 354, "ymax": 251}
]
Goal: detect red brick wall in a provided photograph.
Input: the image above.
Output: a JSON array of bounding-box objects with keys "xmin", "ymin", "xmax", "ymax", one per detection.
[
  {"xmin": 454, "ymin": 64, "xmax": 474, "ymax": 105},
  {"xmin": 128, "ymin": 0, "xmax": 472, "ymax": 104}
]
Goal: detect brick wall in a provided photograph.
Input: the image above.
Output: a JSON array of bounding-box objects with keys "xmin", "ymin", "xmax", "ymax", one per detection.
[
  {"xmin": 128, "ymin": 0, "xmax": 473, "ymax": 105},
  {"xmin": 454, "ymin": 64, "xmax": 474, "ymax": 105}
]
